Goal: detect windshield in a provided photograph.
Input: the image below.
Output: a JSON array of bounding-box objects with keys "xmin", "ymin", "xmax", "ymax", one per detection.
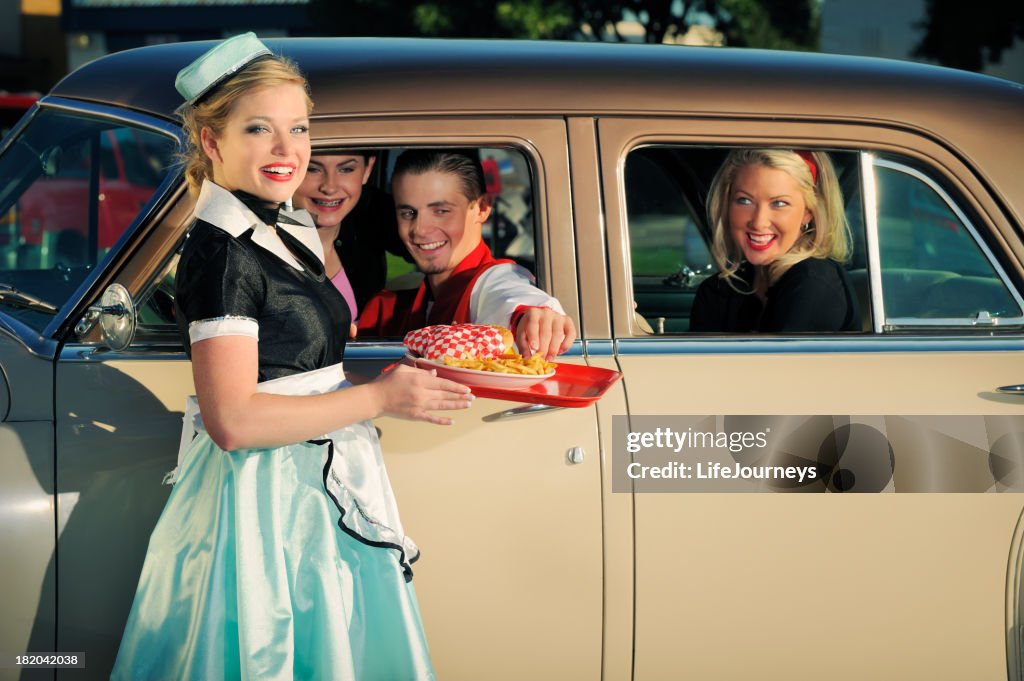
[{"xmin": 0, "ymin": 108, "xmax": 178, "ymax": 332}]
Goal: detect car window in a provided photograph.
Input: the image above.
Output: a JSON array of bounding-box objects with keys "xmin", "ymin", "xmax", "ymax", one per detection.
[
  {"xmin": 0, "ymin": 108, "xmax": 177, "ymax": 332},
  {"xmin": 134, "ymin": 145, "xmax": 540, "ymax": 339},
  {"xmin": 135, "ymin": 251, "xmax": 179, "ymax": 333},
  {"xmin": 626, "ymin": 146, "xmax": 864, "ymax": 334},
  {"xmin": 625, "ymin": 147, "xmax": 715, "ymax": 334},
  {"xmin": 377, "ymin": 146, "xmax": 537, "ymax": 282},
  {"xmin": 869, "ymin": 156, "xmax": 1023, "ymax": 327},
  {"xmin": 624, "ymin": 145, "xmax": 1023, "ymax": 335}
]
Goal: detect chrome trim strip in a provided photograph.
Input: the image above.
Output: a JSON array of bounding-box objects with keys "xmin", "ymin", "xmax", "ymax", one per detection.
[
  {"xmin": 344, "ymin": 339, "xmax": 587, "ymax": 360},
  {"xmin": 584, "ymin": 339, "xmax": 615, "ymax": 357},
  {"xmin": 861, "ymin": 152, "xmax": 886, "ymax": 334},
  {"xmin": 55, "ymin": 335, "xmax": 1024, "ymax": 362},
  {"xmin": 482, "ymin": 403, "xmax": 564, "ymax": 421},
  {"xmin": 59, "ymin": 344, "xmax": 188, "ymax": 362},
  {"xmin": 874, "ymin": 158, "xmax": 1024, "ymax": 327},
  {"xmin": 615, "ymin": 336, "xmax": 1024, "ymax": 354},
  {"xmin": 886, "ymin": 316, "xmax": 1009, "ymax": 327},
  {"xmin": 39, "ymin": 96, "xmax": 183, "ymax": 142}
]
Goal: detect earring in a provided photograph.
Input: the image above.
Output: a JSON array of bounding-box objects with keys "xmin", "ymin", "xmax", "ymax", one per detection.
[{"xmin": 801, "ymin": 222, "xmax": 813, "ymax": 233}]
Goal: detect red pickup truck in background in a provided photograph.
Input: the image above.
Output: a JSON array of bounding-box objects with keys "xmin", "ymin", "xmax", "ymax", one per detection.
[
  {"xmin": 0, "ymin": 92, "xmax": 37, "ymax": 139},
  {"xmin": 18, "ymin": 127, "xmax": 165, "ymax": 255},
  {"xmin": 1, "ymin": 102, "xmax": 171, "ymax": 270}
]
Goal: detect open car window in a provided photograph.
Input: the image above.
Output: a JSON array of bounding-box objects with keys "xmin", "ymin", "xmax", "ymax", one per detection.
[
  {"xmin": 135, "ymin": 145, "xmax": 541, "ymax": 343},
  {"xmin": 624, "ymin": 145, "xmax": 1022, "ymax": 336},
  {"xmin": 376, "ymin": 146, "xmax": 538, "ymax": 284},
  {"xmin": 0, "ymin": 108, "xmax": 177, "ymax": 332}
]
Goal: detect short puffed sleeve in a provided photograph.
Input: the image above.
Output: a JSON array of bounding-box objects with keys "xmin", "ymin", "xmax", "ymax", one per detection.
[{"xmin": 174, "ymin": 222, "xmax": 266, "ymax": 347}]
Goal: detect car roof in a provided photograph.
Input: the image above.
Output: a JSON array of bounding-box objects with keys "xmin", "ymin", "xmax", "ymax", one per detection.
[
  {"xmin": 49, "ymin": 37, "xmax": 1021, "ymax": 121},
  {"xmin": 47, "ymin": 38, "xmax": 1024, "ymax": 218}
]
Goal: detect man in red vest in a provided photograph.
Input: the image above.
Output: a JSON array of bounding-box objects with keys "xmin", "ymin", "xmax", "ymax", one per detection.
[{"xmin": 358, "ymin": 150, "xmax": 576, "ymax": 360}]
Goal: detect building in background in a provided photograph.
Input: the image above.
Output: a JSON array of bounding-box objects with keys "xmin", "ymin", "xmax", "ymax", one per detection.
[
  {"xmin": 4, "ymin": 0, "xmax": 1022, "ymax": 94},
  {"xmin": 821, "ymin": 0, "xmax": 1024, "ymax": 82},
  {"xmin": 1, "ymin": 0, "xmax": 65, "ymax": 94},
  {"xmin": 3, "ymin": 0, "xmax": 314, "ymax": 93},
  {"xmin": 62, "ymin": 0, "xmax": 313, "ymax": 73}
]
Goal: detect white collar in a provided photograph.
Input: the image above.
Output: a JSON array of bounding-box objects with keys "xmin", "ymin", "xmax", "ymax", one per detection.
[{"xmin": 193, "ymin": 179, "xmax": 324, "ymax": 271}]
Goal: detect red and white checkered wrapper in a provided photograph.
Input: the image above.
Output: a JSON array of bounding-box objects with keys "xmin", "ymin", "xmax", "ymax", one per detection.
[{"xmin": 404, "ymin": 324, "xmax": 508, "ymax": 361}]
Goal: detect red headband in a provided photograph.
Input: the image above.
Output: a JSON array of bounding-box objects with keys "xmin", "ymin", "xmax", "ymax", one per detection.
[{"xmin": 795, "ymin": 151, "xmax": 818, "ymax": 185}]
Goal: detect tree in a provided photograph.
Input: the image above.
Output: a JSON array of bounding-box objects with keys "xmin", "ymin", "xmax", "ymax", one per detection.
[
  {"xmin": 307, "ymin": 0, "xmax": 418, "ymax": 37},
  {"xmin": 914, "ymin": 0, "xmax": 1024, "ymax": 71},
  {"xmin": 307, "ymin": 0, "xmax": 574, "ymax": 40},
  {"xmin": 549, "ymin": 0, "xmax": 817, "ymax": 48},
  {"xmin": 307, "ymin": 0, "xmax": 819, "ymax": 51},
  {"xmin": 717, "ymin": 0, "xmax": 819, "ymax": 50}
]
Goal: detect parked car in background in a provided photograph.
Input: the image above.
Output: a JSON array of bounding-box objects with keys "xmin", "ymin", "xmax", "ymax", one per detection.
[{"xmin": 1, "ymin": 38, "xmax": 1023, "ymax": 681}]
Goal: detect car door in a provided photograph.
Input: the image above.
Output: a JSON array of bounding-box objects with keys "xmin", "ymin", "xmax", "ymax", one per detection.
[
  {"xmin": 130, "ymin": 115, "xmax": 603, "ymax": 680},
  {"xmin": 598, "ymin": 116, "xmax": 1024, "ymax": 680},
  {"xmin": 44, "ymin": 103, "xmax": 188, "ymax": 678},
  {"xmin": 0, "ymin": 337, "xmax": 55, "ymax": 681},
  {"xmin": 0, "ymin": 100, "xmax": 187, "ymax": 680},
  {"xmin": 54, "ymin": 233, "xmax": 194, "ymax": 681},
  {"xmin": 318, "ymin": 116, "xmax": 604, "ymax": 680}
]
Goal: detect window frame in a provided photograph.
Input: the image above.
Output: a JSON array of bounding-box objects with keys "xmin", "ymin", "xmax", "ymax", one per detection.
[
  {"xmin": 301, "ymin": 116, "xmax": 577, "ymax": 329},
  {"xmin": 0, "ymin": 97, "xmax": 183, "ymax": 353},
  {"xmin": 123, "ymin": 116, "xmax": 578, "ymax": 355},
  {"xmin": 864, "ymin": 153, "xmax": 1024, "ymax": 331},
  {"xmin": 599, "ymin": 116, "xmax": 1024, "ymax": 343}
]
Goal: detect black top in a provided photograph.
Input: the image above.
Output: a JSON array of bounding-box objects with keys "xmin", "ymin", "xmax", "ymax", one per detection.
[
  {"xmin": 689, "ymin": 257, "xmax": 860, "ymax": 333},
  {"xmin": 175, "ymin": 219, "xmax": 351, "ymax": 382},
  {"xmin": 333, "ymin": 186, "xmax": 412, "ymax": 312}
]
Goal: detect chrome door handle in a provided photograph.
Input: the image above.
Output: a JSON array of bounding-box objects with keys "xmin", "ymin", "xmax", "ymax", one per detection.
[
  {"xmin": 997, "ymin": 384, "xmax": 1024, "ymax": 395},
  {"xmin": 483, "ymin": 403, "xmax": 564, "ymax": 422}
]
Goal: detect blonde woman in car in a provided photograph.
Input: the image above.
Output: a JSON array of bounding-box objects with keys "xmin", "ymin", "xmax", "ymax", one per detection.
[
  {"xmin": 689, "ymin": 148, "xmax": 859, "ymax": 332},
  {"xmin": 294, "ymin": 150, "xmax": 413, "ymax": 323}
]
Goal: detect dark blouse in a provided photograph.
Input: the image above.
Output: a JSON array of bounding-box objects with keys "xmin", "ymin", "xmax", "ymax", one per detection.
[
  {"xmin": 175, "ymin": 219, "xmax": 351, "ymax": 382},
  {"xmin": 689, "ymin": 257, "xmax": 860, "ymax": 333}
]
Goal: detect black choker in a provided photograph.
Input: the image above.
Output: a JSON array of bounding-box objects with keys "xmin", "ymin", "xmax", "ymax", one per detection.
[{"xmin": 232, "ymin": 189, "xmax": 284, "ymax": 226}]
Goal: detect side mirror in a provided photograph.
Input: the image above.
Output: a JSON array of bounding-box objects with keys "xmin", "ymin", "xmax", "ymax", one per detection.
[{"xmin": 76, "ymin": 283, "xmax": 136, "ymax": 351}]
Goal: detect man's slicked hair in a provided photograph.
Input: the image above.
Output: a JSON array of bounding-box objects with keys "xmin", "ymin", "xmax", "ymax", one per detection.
[{"xmin": 392, "ymin": 149, "xmax": 486, "ymax": 201}]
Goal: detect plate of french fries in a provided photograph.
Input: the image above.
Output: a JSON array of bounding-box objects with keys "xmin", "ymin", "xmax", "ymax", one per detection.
[{"xmin": 407, "ymin": 352, "xmax": 556, "ymax": 390}]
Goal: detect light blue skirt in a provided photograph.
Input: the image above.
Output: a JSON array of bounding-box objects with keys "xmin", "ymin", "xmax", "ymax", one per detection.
[{"xmin": 112, "ymin": 366, "xmax": 433, "ymax": 680}]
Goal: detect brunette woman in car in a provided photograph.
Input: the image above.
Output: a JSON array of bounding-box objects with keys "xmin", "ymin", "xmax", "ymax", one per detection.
[
  {"xmin": 294, "ymin": 151, "xmax": 411, "ymax": 322},
  {"xmin": 111, "ymin": 34, "xmax": 468, "ymax": 681},
  {"xmin": 689, "ymin": 148, "xmax": 859, "ymax": 332}
]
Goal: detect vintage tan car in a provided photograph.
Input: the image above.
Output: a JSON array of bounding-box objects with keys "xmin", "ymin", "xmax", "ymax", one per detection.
[{"xmin": 2, "ymin": 38, "xmax": 1024, "ymax": 680}]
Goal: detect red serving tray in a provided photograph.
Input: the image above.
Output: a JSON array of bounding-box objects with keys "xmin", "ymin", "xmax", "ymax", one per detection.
[{"xmin": 468, "ymin": 362, "xmax": 621, "ymax": 408}]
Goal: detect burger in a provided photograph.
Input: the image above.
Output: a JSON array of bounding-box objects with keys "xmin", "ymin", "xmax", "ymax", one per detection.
[{"xmin": 403, "ymin": 323, "xmax": 514, "ymax": 361}]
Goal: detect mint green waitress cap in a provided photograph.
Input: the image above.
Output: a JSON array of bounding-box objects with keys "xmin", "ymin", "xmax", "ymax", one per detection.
[{"xmin": 175, "ymin": 32, "xmax": 272, "ymax": 105}]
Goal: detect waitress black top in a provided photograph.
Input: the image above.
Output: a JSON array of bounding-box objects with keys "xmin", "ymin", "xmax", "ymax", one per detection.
[{"xmin": 174, "ymin": 185, "xmax": 351, "ymax": 381}]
